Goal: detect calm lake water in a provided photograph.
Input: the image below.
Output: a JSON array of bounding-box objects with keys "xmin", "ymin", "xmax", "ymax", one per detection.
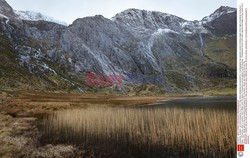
[{"xmin": 144, "ymin": 96, "xmax": 236, "ymax": 110}]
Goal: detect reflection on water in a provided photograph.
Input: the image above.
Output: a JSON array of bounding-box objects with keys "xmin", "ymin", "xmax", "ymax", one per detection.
[{"xmin": 151, "ymin": 96, "xmax": 236, "ymax": 110}]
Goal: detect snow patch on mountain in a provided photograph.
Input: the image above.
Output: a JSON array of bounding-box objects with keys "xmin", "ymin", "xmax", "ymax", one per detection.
[
  {"xmin": 41, "ymin": 63, "xmax": 57, "ymax": 75},
  {"xmin": 14, "ymin": 10, "xmax": 68, "ymax": 26},
  {"xmin": 152, "ymin": 28, "xmax": 178, "ymax": 36},
  {"xmin": 181, "ymin": 21, "xmax": 209, "ymax": 35},
  {"xmin": 0, "ymin": 13, "xmax": 8, "ymax": 19}
]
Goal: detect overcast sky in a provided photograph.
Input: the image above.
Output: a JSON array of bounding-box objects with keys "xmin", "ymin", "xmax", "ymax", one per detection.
[{"xmin": 6, "ymin": 0, "xmax": 236, "ymax": 24}]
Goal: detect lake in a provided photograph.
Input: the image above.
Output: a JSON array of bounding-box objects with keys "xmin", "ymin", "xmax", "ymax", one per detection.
[{"xmin": 150, "ymin": 96, "xmax": 236, "ymax": 109}]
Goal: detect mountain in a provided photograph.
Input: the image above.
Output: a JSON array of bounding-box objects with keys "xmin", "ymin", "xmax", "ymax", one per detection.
[
  {"xmin": 202, "ymin": 6, "xmax": 237, "ymax": 36},
  {"xmin": 14, "ymin": 10, "xmax": 68, "ymax": 26},
  {"xmin": 0, "ymin": 0, "xmax": 15, "ymax": 18},
  {"xmin": 0, "ymin": 0, "xmax": 67, "ymax": 25},
  {"xmin": 0, "ymin": 0, "xmax": 236, "ymax": 93}
]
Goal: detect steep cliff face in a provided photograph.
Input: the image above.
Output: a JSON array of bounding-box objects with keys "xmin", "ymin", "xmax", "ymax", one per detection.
[
  {"xmin": 202, "ymin": 6, "xmax": 237, "ymax": 36},
  {"xmin": 0, "ymin": 0, "xmax": 236, "ymax": 93},
  {"xmin": 0, "ymin": 0, "xmax": 15, "ymax": 18}
]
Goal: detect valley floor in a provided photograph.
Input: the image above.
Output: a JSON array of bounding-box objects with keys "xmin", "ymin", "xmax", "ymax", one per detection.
[
  {"xmin": 0, "ymin": 90, "xmax": 236, "ymax": 158},
  {"xmin": 0, "ymin": 91, "xmax": 174, "ymax": 158}
]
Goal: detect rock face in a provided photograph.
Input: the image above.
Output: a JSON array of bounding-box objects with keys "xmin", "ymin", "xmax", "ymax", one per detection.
[
  {"xmin": 0, "ymin": 0, "xmax": 236, "ymax": 92},
  {"xmin": 202, "ymin": 6, "xmax": 237, "ymax": 36},
  {"xmin": 0, "ymin": 0, "xmax": 15, "ymax": 18}
]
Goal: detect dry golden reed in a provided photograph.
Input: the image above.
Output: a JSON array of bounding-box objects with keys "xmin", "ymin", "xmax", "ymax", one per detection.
[{"xmin": 42, "ymin": 107, "xmax": 236, "ymax": 157}]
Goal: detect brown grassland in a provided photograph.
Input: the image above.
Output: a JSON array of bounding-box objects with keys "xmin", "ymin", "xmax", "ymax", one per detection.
[
  {"xmin": 0, "ymin": 91, "xmax": 236, "ymax": 158},
  {"xmin": 41, "ymin": 107, "xmax": 236, "ymax": 158}
]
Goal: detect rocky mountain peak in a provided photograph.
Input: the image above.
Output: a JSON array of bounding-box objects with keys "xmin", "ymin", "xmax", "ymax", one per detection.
[
  {"xmin": 0, "ymin": 0, "xmax": 67, "ymax": 25},
  {"xmin": 216, "ymin": 6, "xmax": 236, "ymax": 13},
  {"xmin": 14, "ymin": 10, "xmax": 68, "ymax": 26},
  {"xmin": 72, "ymin": 15, "xmax": 106, "ymax": 26},
  {"xmin": 112, "ymin": 8, "xmax": 185, "ymax": 32},
  {"xmin": 202, "ymin": 6, "xmax": 236, "ymax": 36},
  {"xmin": 202, "ymin": 6, "xmax": 236, "ymax": 22},
  {"xmin": 113, "ymin": 8, "xmax": 175, "ymax": 19},
  {"xmin": 0, "ymin": 0, "xmax": 15, "ymax": 18}
]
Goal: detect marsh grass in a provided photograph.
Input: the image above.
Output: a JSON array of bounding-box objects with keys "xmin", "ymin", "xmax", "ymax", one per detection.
[{"xmin": 40, "ymin": 107, "xmax": 236, "ymax": 157}]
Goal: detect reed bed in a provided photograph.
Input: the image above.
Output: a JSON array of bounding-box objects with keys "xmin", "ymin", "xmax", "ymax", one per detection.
[{"xmin": 41, "ymin": 107, "xmax": 236, "ymax": 157}]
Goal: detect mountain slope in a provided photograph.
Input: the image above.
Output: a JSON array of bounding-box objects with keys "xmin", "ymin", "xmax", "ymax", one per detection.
[
  {"xmin": 202, "ymin": 6, "xmax": 236, "ymax": 36},
  {"xmin": 0, "ymin": 0, "xmax": 236, "ymax": 93},
  {"xmin": 14, "ymin": 10, "xmax": 68, "ymax": 26},
  {"xmin": 0, "ymin": 0, "xmax": 15, "ymax": 18},
  {"xmin": 0, "ymin": 0, "xmax": 67, "ymax": 26}
]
